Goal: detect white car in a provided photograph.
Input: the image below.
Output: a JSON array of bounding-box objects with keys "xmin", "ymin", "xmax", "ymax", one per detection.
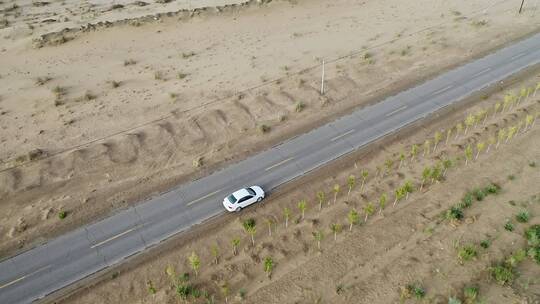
[{"xmin": 223, "ymin": 186, "xmax": 265, "ymax": 212}]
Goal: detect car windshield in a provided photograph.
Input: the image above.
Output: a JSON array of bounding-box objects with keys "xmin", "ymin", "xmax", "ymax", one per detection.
[
  {"xmin": 227, "ymin": 194, "xmax": 237, "ymax": 204},
  {"xmin": 247, "ymin": 188, "xmax": 256, "ymax": 196}
]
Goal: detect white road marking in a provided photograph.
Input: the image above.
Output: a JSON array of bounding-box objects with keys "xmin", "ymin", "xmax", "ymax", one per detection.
[
  {"xmin": 471, "ymin": 67, "xmax": 491, "ymax": 78},
  {"xmin": 511, "ymin": 52, "xmax": 527, "ymax": 60},
  {"xmin": 330, "ymin": 129, "xmax": 355, "ymax": 142},
  {"xmin": 186, "ymin": 189, "xmax": 223, "ymax": 206},
  {"xmin": 385, "ymin": 105, "xmax": 408, "ymax": 117},
  {"xmin": 0, "ymin": 265, "xmax": 51, "ymax": 289},
  {"xmin": 430, "ymin": 85, "xmax": 453, "ymax": 96},
  {"xmin": 90, "ymin": 227, "xmax": 137, "ymax": 249},
  {"xmin": 265, "ymin": 157, "xmax": 294, "ymax": 171}
]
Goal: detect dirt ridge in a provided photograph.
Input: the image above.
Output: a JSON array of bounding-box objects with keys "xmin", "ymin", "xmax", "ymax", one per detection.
[{"xmin": 32, "ymin": 0, "xmax": 274, "ymax": 48}]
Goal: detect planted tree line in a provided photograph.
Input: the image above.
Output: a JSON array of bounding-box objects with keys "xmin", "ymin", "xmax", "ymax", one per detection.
[{"xmin": 139, "ymin": 81, "xmax": 539, "ymax": 302}]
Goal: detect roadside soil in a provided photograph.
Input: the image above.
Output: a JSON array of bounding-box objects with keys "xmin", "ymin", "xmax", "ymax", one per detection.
[
  {"xmin": 1, "ymin": 0, "xmax": 539, "ymax": 258},
  {"xmin": 60, "ymin": 73, "xmax": 540, "ymax": 303}
]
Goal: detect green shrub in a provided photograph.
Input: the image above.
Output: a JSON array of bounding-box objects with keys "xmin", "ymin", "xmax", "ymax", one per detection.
[
  {"xmin": 490, "ymin": 264, "xmax": 514, "ymax": 285},
  {"xmin": 507, "ymin": 175, "xmax": 515, "ymax": 181},
  {"xmin": 58, "ymin": 211, "xmax": 67, "ymax": 219},
  {"xmin": 238, "ymin": 288, "xmax": 246, "ymax": 300},
  {"xmin": 400, "ymin": 283, "xmax": 425, "ymax": 300},
  {"xmin": 243, "ymin": 218, "xmax": 256, "ymax": 230},
  {"xmin": 506, "ymin": 249, "xmax": 526, "ymax": 267},
  {"xmin": 527, "ymin": 246, "xmax": 540, "ymax": 264},
  {"xmin": 504, "ymin": 221, "xmax": 514, "ymax": 232},
  {"xmin": 472, "ymin": 188, "xmax": 486, "ymax": 201},
  {"xmin": 516, "ymin": 211, "xmax": 530, "ymax": 223},
  {"xmin": 446, "ymin": 206, "xmax": 464, "ymax": 221},
  {"xmin": 191, "ymin": 288, "xmax": 201, "ymax": 298},
  {"xmin": 461, "ymin": 192, "xmax": 474, "ymax": 208},
  {"xmin": 480, "ymin": 239, "xmax": 491, "ymax": 249},
  {"xmin": 463, "ymin": 286, "xmax": 478, "ymax": 303},
  {"xmin": 177, "ymin": 284, "xmax": 193, "ymax": 299},
  {"xmin": 410, "ymin": 284, "xmax": 425, "ymax": 299},
  {"xmin": 484, "ymin": 183, "xmax": 500, "ymax": 194},
  {"xmin": 525, "ymin": 225, "xmax": 540, "ymax": 246},
  {"xmin": 458, "ymin": 245, "xmax": 477, "ymax": 263},
  {"xmin": 529, "ymin": 161, "xmax": 536, "ymax": 167}
]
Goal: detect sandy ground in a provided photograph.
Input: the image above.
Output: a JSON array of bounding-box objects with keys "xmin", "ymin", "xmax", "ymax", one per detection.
[
  {"xmin": 0, "ymin": 0, "xmax": 249, "ymax": 40},
  {"xmin": 1, "ymin": 0, "xmax": 539, "ymax": 258},
  {"xmin": 60, "ymin": 72, "xmax": 540, "ymax": 303}
]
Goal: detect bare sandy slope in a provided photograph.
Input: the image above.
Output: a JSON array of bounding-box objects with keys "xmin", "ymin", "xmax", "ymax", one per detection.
[
  {"xmin": 0, "ymin": 0, "xmax": 248, "ymax": 41},
  {"xmin": 61, "ymin": 74, "xmax": 540, "ymax": 304},
  {"xmin": 0, "ymin": 0, "xmax": 539, "ymax": 257}
]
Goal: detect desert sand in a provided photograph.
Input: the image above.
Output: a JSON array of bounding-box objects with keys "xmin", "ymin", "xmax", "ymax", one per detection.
[
  {"xmin": 0, "ymin": 0, "xmax": 539, "ymax": 275},
  {"xmin": 1, "ymin": 0, "xmax": 539, "ymax": 302}
]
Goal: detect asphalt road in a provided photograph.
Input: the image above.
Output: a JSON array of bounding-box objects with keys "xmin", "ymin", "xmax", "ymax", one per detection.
[{"xmin": 2, "ymin": 33, "xmax": 540, "ymax": 304}]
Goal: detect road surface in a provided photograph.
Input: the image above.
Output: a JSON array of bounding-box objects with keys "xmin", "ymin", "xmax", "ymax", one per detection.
[{"xmin": 1, "ymin": 33, "xmax": 540, "ymax": 304}]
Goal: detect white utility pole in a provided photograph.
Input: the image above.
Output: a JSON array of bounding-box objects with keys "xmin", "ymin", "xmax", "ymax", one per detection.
[{"xmin": 320, "ymin": 60, "xmax": 325, "ymax": 95}]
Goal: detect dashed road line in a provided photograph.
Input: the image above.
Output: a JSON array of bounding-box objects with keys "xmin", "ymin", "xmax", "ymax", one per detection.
[
  {"xmin": 385, "ymin": 105, "xmax": 408, "ymax": 118},
  {"xmin": 186, "ymin": 189, "xmax": 223, "ymax": 206},
  {"xmin": 471, "ymin": 67, "xmax": 491, "ymax": 78},
  {"xmin": 265, "ymin": 157, "xmax": 294, "ymax": 171},
  {"xmin": 511, "ymin": 52, "xmax": 527, "ymax": 61},
  {"xmin": 90, "ymin": 227, "xmax": 137, "ymax": 249},
  {"xmin": 430, "ymin": 85, "xmax": 453, "ymax": 96},
  {"xmin": 0, "ymin": 265, "xmax": 51, "ymax": 289},
  {"xmin": 330, "ymin": 129, "xmax": 355, "ymax": 142}
]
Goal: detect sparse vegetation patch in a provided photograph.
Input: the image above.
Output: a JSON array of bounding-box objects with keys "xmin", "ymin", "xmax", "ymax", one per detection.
[
  {"xmin": 295, "ymin": 101, "xmax": 305, "ymax": 112},
  {"xmin": 177, "ymin": 72, "xmax": 188, "ymax": 80},
  {"xmin": 58, "ymin": 210, "xmax": 67, "ymax": 220},
  {"xmin": 457, "ymin": 245, "xmax": 477, "ymax": 263},
  {"xmin": 123, "ymin": 59, "xmax": 137, "ymax": 66},
  {"xmin": 259, "ymin": 124, "xmax": 270, "ymax": 133},
  {"xmin": 182, "ymin": 51, "xmax": 196, "ymax": 59},
  {"xmin": 35, "ymin": 76, "xmax": 52, "ymax": 86}
]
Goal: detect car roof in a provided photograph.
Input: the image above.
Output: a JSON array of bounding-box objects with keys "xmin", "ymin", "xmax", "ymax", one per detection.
[{"xmin": 232, "ymin": 188, "xmax": 250, "ymax": 198}]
